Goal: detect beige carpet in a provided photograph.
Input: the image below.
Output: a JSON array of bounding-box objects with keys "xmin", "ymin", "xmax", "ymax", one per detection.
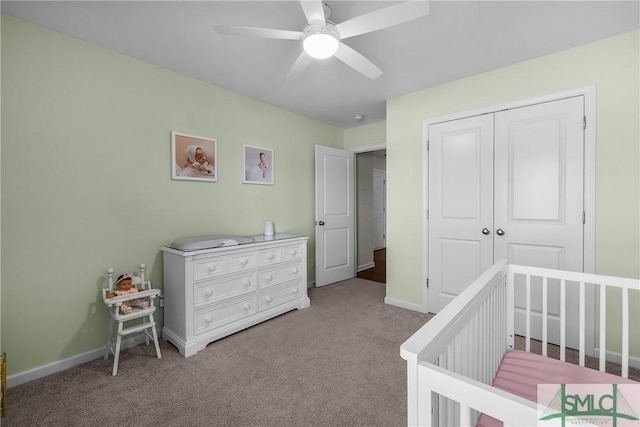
[
  {"xmin": 4, "ymin": 278, "xmax": 636, "ymax": 427},
  {"xmin": 2, "ymin": 278, "xmax": 432, "ymax": 427}
]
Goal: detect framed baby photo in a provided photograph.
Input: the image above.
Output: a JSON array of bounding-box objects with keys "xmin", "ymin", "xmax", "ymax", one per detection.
[
  {"xmin": 243, "ymin": 145, "xmax": 274, "ymax": 185},
  {"xmin": 171, "ymin": 131, "xmax": 217, "ymax": 182}
]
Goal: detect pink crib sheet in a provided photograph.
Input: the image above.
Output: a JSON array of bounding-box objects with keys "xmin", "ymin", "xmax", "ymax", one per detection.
[{"xmin": 477, "ymin": 350, "xmax": 638, "ymax": 427}]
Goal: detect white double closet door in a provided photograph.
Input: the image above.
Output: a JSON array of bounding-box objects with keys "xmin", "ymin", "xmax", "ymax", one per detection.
[{"xmin": 428, "ymin": 96, "xmax": 585, "ymax": 349}]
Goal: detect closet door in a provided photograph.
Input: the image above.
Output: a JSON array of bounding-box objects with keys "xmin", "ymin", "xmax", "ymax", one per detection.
[
  {"xmin": 427, "ymin": 115, "xmax": 495, "ymax": 313},
  {"xmin": 494, "ymin": 96, "xmax": 585, "ymax": 348}
]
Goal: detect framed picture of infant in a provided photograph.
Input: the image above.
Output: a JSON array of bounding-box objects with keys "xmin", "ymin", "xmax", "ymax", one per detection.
[
  {"xmin": 171, "ymin": 131, "xmax": 217, "ymax": 182},
  {"xmin": 243, "ymin": 145, "xmax": 274, "ymax": 185}
]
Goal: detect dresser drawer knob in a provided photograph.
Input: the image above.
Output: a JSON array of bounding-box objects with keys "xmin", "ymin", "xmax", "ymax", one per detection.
[
  {"xmin": 267, "ymin": 254, "xmax": 275, "ymax": 260},
  {"xmin": 289, "ymin": 250, "xmax": 297, "ymax": 256},
  {"xmin": 291, "ymin": 267, "xmax": 299, "ymax": 274},
  {"xmin": 265, "ymin": 296, "xmax": 273, "ymax": 303},
  {"xmin": 204, "ymin": 289, "xmax": 213, "ymax": 297},
  {"xmin": 243, "ymin": 280, "xmax": 251, "ymax": 288},
  {"xmin": 292, "ymin": 288, "xmax": 299, "ymax": 294},
  {"xmin": 204, "ymin": 315, "xmax": 213, "ymax": 324},
  {"xmin": 242, "ymin": 304, "xmax": 251, "ymax": 311},
  {"xmin": 265, "ymin": 274, "xmax": 273, "ymax": 281},
  {"xmin": 207, "ymin": 265, "xmax": 216, "ymax": 272},
  {"xmin": 241, "ymin": 258, "xmax": 248, "ymax": 266}
]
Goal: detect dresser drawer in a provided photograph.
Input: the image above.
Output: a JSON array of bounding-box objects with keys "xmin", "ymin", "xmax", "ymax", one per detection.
[
  {"xmin": 258, "ymin": 247, "xmax": 282, "ymax": 267},
  {"xmin": 194, "ymin": 295, "xmax": 257, "ymax": 335},
  {"xmin": 194, "ymin": 273, "xmax": 256, "ymax": 308},
  {"xmin": 193, "ymin": 256, "xmax": 228, "ymax": 281},
  {"xmin": 193, "ymin": 251, "xmax": 257, "ymax": 282},
  {"xmin": 259, "ymin": 262, "xmax": 302, "ymax": 289},
  {"xmin": 282, "ymin": 244, "xmax": 303, "ymax": 262},
  {"xmin": 230, "ymin": 252, "xmax": 256, "ymax": 272},
  {"xmin": 258, "ymin": 280, "xmax": 304, "ymax": 312}
]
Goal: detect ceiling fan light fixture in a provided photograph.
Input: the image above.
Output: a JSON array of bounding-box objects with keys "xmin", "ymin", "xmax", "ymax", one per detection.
[{"xmin": 302, "ymin": 24, "xmax": 339, "ymax": 59}]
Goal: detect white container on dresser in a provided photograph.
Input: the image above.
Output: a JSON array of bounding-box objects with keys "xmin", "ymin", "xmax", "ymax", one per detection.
[{"xmin": 161, "ymin": 234, "xmax": 309, "ymax": 357}]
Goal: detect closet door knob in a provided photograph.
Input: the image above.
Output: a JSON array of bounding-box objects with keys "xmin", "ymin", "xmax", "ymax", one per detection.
[
  {"xmin": 482, "ymin": 228, "xmax": 490, "ymax": 235},
  {"xmin": 496, "ymin": 228, "xmax": 505, "ymax": 236}
]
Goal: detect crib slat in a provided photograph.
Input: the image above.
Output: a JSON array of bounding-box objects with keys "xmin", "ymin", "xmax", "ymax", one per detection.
[
  {"xmin": 460, "ymin": 403, "xmax": 472, "ymax": 427},
  {"xmin": 525, "ymin": 274, "xmax": 531, "ymax": 352},
  {"xmin": 622, "ymin": 287, "xmax": 629, "ymax": 378},
  {"xmin": 542, "ymin": 277, "xmax": 548, "ymax": 357},
  {"xmin": 599, "ymin": 284, "xmax": 607, "ymax": 372},
  {"xmin": 579, "ymin": 281, "xmax": 585, "ymax": 366},
  {"xmin": 560, "ymin": 279, "xmax": 566, "ymax": 362}
]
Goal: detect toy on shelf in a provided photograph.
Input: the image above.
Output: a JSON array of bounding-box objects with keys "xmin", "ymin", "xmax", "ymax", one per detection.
[{"xmin": 102, "ymin": 264, "xmax": 161, "ymax": 376}]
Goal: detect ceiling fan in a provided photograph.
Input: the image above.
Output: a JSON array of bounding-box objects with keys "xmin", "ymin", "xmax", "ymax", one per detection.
[{"xmin": 214, "ymin": 0, "xmax": 430, "ymax": 82}]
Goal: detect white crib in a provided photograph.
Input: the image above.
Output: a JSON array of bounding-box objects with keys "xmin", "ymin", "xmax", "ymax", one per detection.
[{"xmin": 400, "ymin": 260, "xmax": 639, "ymax": 427}]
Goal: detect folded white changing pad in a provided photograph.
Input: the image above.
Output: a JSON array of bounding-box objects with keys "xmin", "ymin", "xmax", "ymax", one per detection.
[{"xmin": 169, "ymin": 235, "xmax": 255, "ymax": 251}]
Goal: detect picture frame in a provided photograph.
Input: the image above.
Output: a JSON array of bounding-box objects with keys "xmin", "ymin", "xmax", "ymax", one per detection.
[
  {"xmin": 243, "ymin": 145, "xmax": 274, "ymax": 185},
  {"xmin": 171, "ymin": 131, "xmax": 217, "ymax": 182}
]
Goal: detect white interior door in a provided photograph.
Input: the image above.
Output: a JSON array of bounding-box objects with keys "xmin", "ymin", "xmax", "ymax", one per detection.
[
  {"xmin": 315, "ymin": 145, "xmax": 355, "ymax": 287},
  {"xmin": 373, "ymin": 169, "xmax": 386, "ymax": 249},
  {"xmin": 427, "ymin": 115, "xmax": 495, "ymax": 313},
  {"xmin": 495, "ymin": 96, "xmax": 585, "ymax": 349}
]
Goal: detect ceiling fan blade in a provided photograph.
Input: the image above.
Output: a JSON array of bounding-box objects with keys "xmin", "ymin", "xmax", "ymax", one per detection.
[
  {"xmin": 299, "ymin": 0, "xmax": 326, "ymax": 26},
  {"xmin": 214, "ymin": 25, "xmax": 302, "ymax": 41},
  {"xmin": 283, "ymin": 51, "xmax": 314, "ymax": 83},
  {"xmin": 334, "ymin": 43, "xmax": 382, "ymax": 80},
  {"xmin": 336, "ymin": 0, "xmax": 430, "ymax": 40}
]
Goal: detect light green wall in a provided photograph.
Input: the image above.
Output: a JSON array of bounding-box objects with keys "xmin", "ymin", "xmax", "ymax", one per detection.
[
  {"xmin": 343, "ymin": 121, "xmax": 386, "ymax": 150},
  {"xmin": 386, "ymin": 30, "xmax": 639, "ymax": 356},
  {"xmin": 1, "ymin": 15, "xmax": 343, "ymax": 375}
]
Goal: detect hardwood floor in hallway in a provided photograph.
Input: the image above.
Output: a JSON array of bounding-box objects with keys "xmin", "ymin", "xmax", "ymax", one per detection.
[{"xmin": 357, "ymin": 248, "xmax": 386, "ymax": 283}]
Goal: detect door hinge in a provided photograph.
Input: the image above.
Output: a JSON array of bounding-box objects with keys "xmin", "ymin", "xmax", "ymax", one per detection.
[
  {"xmin": 426, "ymin": 140, "xmax": 429, "ymax": 151},
  {"xmin": 583, "ymin": 116, "xmax": 586, "ymax": 130},
  {"xmin": 426, "ymin": 278, "xmax": 429, "ymax": 288},
  {"xmin": 426, "ymin": 209, "xmax": 429, "ymax": 220},
  {"xmin": 582, "ymin": 210, "xmax": 586, "ymax": 224}
]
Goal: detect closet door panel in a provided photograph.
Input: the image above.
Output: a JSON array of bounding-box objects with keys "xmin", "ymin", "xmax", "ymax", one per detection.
[
  {"xmin": 495, "ymin": 96, "xmax": 585, "ymax": 349},
  {"xmin": 427, "ymin": 115, "xmax": 494, "ymax": 313}
]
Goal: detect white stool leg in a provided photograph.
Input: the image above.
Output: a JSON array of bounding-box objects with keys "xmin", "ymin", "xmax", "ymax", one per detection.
[
  {"xmin": 112, "ymin": 321, "xmax": 124, "ymax": 376},
  {"xmin": 150, "ymin": 315, "xmax": 162, "ymax": 359},
  {"xmin": 104, "ymin": 317, "xmax": 115, "ymax": 361}
]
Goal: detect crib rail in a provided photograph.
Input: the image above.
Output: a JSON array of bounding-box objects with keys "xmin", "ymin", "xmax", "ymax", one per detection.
[
  {"xmin": 511, "ymin": 264, "xmax": 640, "ymax": 378},
  {"xmin": 401, "ymin": 261, "xmax": 640, "ymax": 427}
]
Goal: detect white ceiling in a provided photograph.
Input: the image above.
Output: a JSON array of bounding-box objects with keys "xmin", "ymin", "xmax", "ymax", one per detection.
[{"xmin": 3, "ymin": 1, "xmax": 638, "ymax": 129}]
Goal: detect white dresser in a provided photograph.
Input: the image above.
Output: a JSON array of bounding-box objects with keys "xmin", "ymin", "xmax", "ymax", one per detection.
[{"xmin": 161, "ymin": 234, "xmax": 309, "ymax": 357}]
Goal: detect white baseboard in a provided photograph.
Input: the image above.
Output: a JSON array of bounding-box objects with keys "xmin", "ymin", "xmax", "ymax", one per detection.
[
  {"xmin": 384, "ymin": 297, "xmax": 425, "ymax": 313},
  {"xmin": 593, "ymin": 347, "xmax": 640, "ymax": 370},
  {"xmin": 357, "ymin": 262, "xmax": 375, "ymax": 273},
  {"xmin": 7, "ymin": 335, "xmax": 146, "ymax": 388}
]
